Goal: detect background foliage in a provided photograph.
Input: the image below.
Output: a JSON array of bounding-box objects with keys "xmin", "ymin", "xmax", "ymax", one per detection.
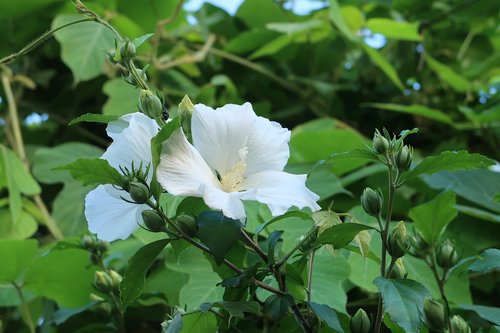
[{"xmin": 0, "ymin": 0, "xmax": 499, "ymax": 332}]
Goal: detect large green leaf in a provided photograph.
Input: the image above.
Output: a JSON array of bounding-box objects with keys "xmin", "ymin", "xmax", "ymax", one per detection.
[
  {"xmin": 179, "ymin": 311, "xmax": 217, "ymax": 333},
  {"xmin": 405, "ymin": 151, "xmax": 494, "ymax": 180},
  {"xmin": 408, "ymin": 192, "xmax": 457, "ymax": 246},
  {"xmin": 55, "ymin": 158, "xmax": 125, "ymax": 187},
  {"xmin": 0, "ymin": 239, "xmax": 37, "ymax": 282},
  {"xmin": 103, "ymin": 79, "xmax": 140, "ymax": 116},
  {"xmin": 52, "ymin": 14, "xmax": 115, "ymax": 84},
  {"xmin": 366, "ymin": 103, "xmax": 453, "ymax": 124},
  {"xmin": 426, "ymin": 55, "xmax": 471, "ymax": 92},
  {"xmin": 310, "ymin": 302, "xmax": 344, "ymax": 332},
  {"xmin": 0, "ymin": 209, "xmax": 38, "ymax": 240},
  {"xmin": 361, "ymin": 44, "xmax": 404, "ymax": 91},
  {"xmin": 151, "ymin": 117, "xmax": 181, "ymax": 168},
  {"xmin": 459, "ymin": 304, "xmax": 500, "ymax": 325},
  {"xmin": 24, "ymin": 248, "xmax": 96, "ymax": 308},
  {"xmin": 196, "ymin": 211, "xmax": 242, "ymax": 265},
  {"xmin": 374, "ymin": 278, "xmax": 430, "ymax": 333},
  {"xmin": 366, "ymin": 19, "xmax": 421, "ymax": 41},
  {"xmin": 469, "ymin": 249, "xmax": 500, "ymax": 273},
  {"xmin": 317, "ymin": 223, "xmax": 374, "ymax": 248},
  {"xmin": 120, "ymin": 238, "xmax": 169, "ymax": 311}
]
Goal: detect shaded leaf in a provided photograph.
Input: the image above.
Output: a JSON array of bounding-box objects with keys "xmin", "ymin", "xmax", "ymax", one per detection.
[
  {"xmin": 0, "ymin": 239, "xmax": 37, "ymax": 282},
  {"xmin": 459, "ymin": 304, "xmax": 500, "ymax": 326},
  {"xmin": 310, "ymin": 302, "xmax": 344, "ymax": 332},
  {"xmin": 426, "ymin": 55, "xmax": 471, "ymax": 92},
  {"xmin": 366, "ymin": 103, "xmax": 453, "ymax": 124},
  {"xmin": 69, "ymin": 113, "xmax": 119, "ymax": 125},
  {"xmin": 469, "ymin": 249, "xmax": 500, "ymax": 273},
  {"xmin": 264, "ymin": 293, "xmax": 295, "ymax": 320},
  {"xmin": 317, "ymin": 223, "xmax": 374, "ymax": 248},
  {"xmin": 55, "ymin": 158, "xmax": 125, "ymax": 187}
]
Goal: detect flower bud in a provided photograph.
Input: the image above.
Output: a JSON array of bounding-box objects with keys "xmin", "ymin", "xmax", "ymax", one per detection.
[
  {"xmin": 179, "ymin": 95, "xmax": 194, "ymax": 136},
  {"xmin": 436, "ymin": 239, "xmax": 459, "ymax": 269},
  {"xmin": 124, "ymin": 67, "xmax": 148, "ymax": 86},
  {"xmin": 451, "ymin": 315, "xmax": 471, "ymax": 333},
  {"xmin": 423, "ymin": 298, "xmax": 446, "ymax": 331},
  {"xmin": 373, "ymin": 130, "xmax": 390, "ymax": 155},
  {"xmin": 95, "ymin": 240, "xmax": 109, "ymax": 253},
  {"xmin": 108, "ymin": 270, "xmax": 122, "ymax": 289},
  {"xmin": 90, "ymin": 293, "xmax": 105, "ymax": 302},
  {"xmin": 81, "ymin": 235, "xmax": 95, "ymax": 250},
  {"xmin": 395, "ymin": 145, "xmax": 412, "ymax": 171},
  {"xmin": 361, "ymin": 188, "xmax": 383, "ymax": 217},
  {"xmin": 142, "ymin": 210, "xmax": 166, "ymax": 233},
  {"xmin": 119, "ymin": 39, "xmax": 136, "ymax": 61},
  {"xmin": 350, "ymin": 309, "xmax": 370, "ymax": 333},
  {"xmin": 129, "ymin": 181, "xmax": 151, "ymax": 204},
  {"xmin": 94, "ymin": 271, "xmax": 114, "ymax": 293},
  {"xmin": 96, "ymin": 301, "xmax": 113, "ymax": 316},
  {"xmin": 106, "ymin": 49, "xmax": 118, "ymax": 65},
  {"xmin": 139, "ymin": 89, "xmax": 163, "ymax": 119},
  {"xmin": 177, "ymin": 215, "xmax": 198, "ymax": 237},
  {"xmin": 389, "ymin": 258, "xmax": 407, "ymax": 279},
  {"xmin": 388, "ymin": 222, "xmax": 409, "ymax": 259}
]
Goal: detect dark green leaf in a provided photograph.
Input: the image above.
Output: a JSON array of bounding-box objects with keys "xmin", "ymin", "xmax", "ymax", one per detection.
[
  {"xmin": 409, "ymin": 192, "xmax": 457, "ymax": 246},
  {"xmin": 69, "ymin": 113, "xmax": 119, "ymax": 125},
  {"xmin": 0, "ymin": 239, "xmax": 38, "ymax": 282},
  {"xmin": 179, "ymin": 311, "xmax": 217, "ymax": 333},
  {"xmin": 211, "ymin": 301, "xmax": 261, "ymax": 319},
  {"xmin": 197, "ymin": 211, "xmax": 242, "ymax": 265},
  {"xmin": 267, "ymin": 230, "xmax": 284, "ymax": 265},
  {"xmin": 374, "ymin": 278, "xmax": 430, "ymax": 332},
  {"xmin": 120, "ymin": 238, "xmax": 169, "ymax": 311},
  {"xmin": 366, "ymin": 103, "xmax": 453, "ymax": 124},
  {"xmin": 405, "ymin": 151, "xmax": 494, "ymax": 180},
  {"xmin": 459, "ymin": 304, "xmax": 500, "ymax": 325},
  {"xmin": 317, "ymin": 223, "xmax": 374, "ymax": 248},
  {"xmin": 310, "ymin": 302, "xmax": 344, "ymax": 332},
  {"xmin": 469, "ymin": 249, "xmax": 500, "ymax": 273},
  {"xmin": 264, "ymin": 293, "xmax": 295, "ymax": 320},
  {"xmin": 54, "ymin": 158, "xmax": 125, "ymax": 187}
]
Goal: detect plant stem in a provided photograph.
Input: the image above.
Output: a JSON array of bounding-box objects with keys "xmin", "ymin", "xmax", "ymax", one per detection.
[
  {"xmin": 240, "ymin": 229, "xmax": 268, "ymax": 263},
  {"xmin": 429, "ymin": 255, "xmax": 453, "ymax": 332},
  {"xmin": 13, "ymin": 283, "xmax": 35, "ymax": 333},
  {"xmin": 306, "ymin": 250, "xmax": 316, "ymax": 323}
]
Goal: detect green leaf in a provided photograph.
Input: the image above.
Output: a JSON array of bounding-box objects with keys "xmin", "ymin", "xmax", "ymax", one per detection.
[
  {"xmin": 52, "ymin": 15, "xmax": 115, "ymax": 84},
  {"xmin": 249, "ymin": 34, "xmax": 293, "ymax": 59},
  {"xmin": 459, "ymin": 304, "xmax": 500, "ymax": 325},
  {"xmin": 328, "ymin": 0, "xmax": 358, "ymax": 42},
  {"xmin": 266, "ymin": 20, "xmax": 323, "ymax": 34},
  {"xmin": 264, "ymin": 293, "xmax": 295, "ymax": 320},
  {"xmin": 0, "ymin": 239, "xmax": 37, "ymax": 282},
  {"xmin": 236, "ymin": 0, "xmax": 286, "ymax": 29},
  {"xmin": 317, "ymin": 148, "xmax": 380, "ymax": 167},
  {"xmin": 120, "ymin": 238, "xmax": 169, "ymax": 311},
  {"xmin": 426, "ymin": 55, "xmax": 471, "ymax": 92},
  {"xmin": 163, "ymin": 312, "xmax": 183, "ymax": 333},
  {"xmin": 310, "ymin": 302, "xmax": 344, "ymax": 332},
  {"xmin": 196, "ymin": 211, "xmax": 242, "ymax": 265},
  {"xmin": 267, "ymin": 230, "xmax": 284, "ymax": 265},
  {"xmin": 317, "ymin": 223, "xmax": 374, "ymax": 248},
  {"xmin": 179, "ymin": 311, "xmax": 217, "ymax": 333},
  {"xmin": 225, "ymin": 30, "xmax": 277, "ymax": 54},
  {"xmin": 361, "ymin": 43, "xmax": 404, "ymax": 91},
  {"xmin": 24, "ymin": 248, "xmax": 96, "ymax": 308},
  {"xmin": 255, "ymin": 211, "xmax": 312, "ymax": 235},
  {"xmin": 0, "ymin": 209, "xmax": 38, "ymax": 240},
  {"xmin": 103, "ymin": 78, "xmax": 141, "ymax": 116},
  {"xmin": 51, "ymin": 182, "xmax": 92, "ymax": 237},
  {"xmin": 69, "ymin": 113, "xmax": 119, "ymax": 126},
  {"xmin": 374, "ymin": 278, "xmax": 430, "ymax": 332},
  {"xmin": 132, "ymin": 33, "xmax": 154, "ymax": 48},
  {"xmin": 55, "ymin": 158, "xmax": 125, "ymax": 187},
  {"xmin": 209, "ymin": 301, "xmax": 261, "ymax": 319},
  {"xmin": 456, "ymin": 204, "xmax": 500, "ymax": 224},
  {"xmin": 405, "ymin": 151, "xmax": 494, "ymax": 180},
  {"xmin": 366, "ymin": 19, "xmax": 421, "ymax": 41},
  {"xmin": 366, "ymin": 103, "xmax": 453, "ymax": 124},
  {"xmin": 151, "ymin": 117, "xmax": 181, "ymax": 168},
  {"xmin": 409, "ymin": 192, "xmax": 457, "ymax": 246},
  {"xmin": 469, "ymin": 249, "xmax": 500, "ymax": 273}
]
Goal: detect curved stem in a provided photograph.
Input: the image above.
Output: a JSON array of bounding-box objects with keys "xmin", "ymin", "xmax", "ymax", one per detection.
[
  {"xmin": 430, "ymin": 254, "xmax": 453, "ymax": 332},
  {"xmin": 13, "ymin": 282, "xmax": 35, "ymax": 333},
  {"xmin": 241, "ymin": 229, "xmax": 268, "ymax": 263}
]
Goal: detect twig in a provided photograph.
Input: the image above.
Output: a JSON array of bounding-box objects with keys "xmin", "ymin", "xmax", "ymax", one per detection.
[
  {"xmin": 155, "ymin": 34, "xmax": 216, "ymax": 70},
  {"xmin": 13, "ymin": 282, "xmax": 35, "ymax": 333},
  {"xmin": 151, "ymin": 0, "xmax": 185, "ymax": 64}
]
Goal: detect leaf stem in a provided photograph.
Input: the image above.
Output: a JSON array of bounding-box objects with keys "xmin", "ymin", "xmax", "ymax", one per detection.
[
  {"xmin": 240, "ymin": 229, "xmax": 268, "ymax": 263},
  {"xmin": 12, "ymin": 282, "xmax": 35, "ymax": 333},
  {"xmin": 429, "ymin": 254, "xmax": 453, "ymax": 332}
]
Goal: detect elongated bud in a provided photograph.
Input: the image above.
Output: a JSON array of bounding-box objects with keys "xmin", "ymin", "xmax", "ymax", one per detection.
[
  {"xmin": 129, "ymin": 181, "xmax": 151, "ymax": 204},
  {"xmin": 81, "ymin": 235, "xmax": 95, "ymax": 250},
  {"xmin": 119, "ymin": 39, "xmax": 136, "ymax": 61},
  {"xmin": 389, "ymin": 258, "xmax": 407, "ymax": 279},
  {"xmin": 108, "ymin": 270, "xmax": 122, "ymax": 289},
  {"xmin": 395, "ymin": 145, "xmax": 412, "ymax": 171},
  {"xmin": 373, "ymin": 129, "xmax": 390, "ymax": 155},
  {"xmin": 361, "ymin": 187, "xmax": 383, "ymax": 216},
  {"xmin": 179, "ymin": 95, "xmax": 194, "ymax": 138},
  {"xmin": 142, "ymin": 210, "xmax": 166, "ymax": 233},
  {"xmin": 436, "ymin": 239, "xmax": 459, "ymax": 269},
  {"xmin": 94, "ymin": 271, "xmax": 114, "ymax": 293},
  {"xmin": 139, "ymin": 89, "xmax": 163, "ymax": 119},
  {"xmin": 451, "ymin": 315, "xmax": 471, "ymax": 333},
  {"xmin": 350, "ymin": 309, "xmax": 370, "ymax": 333},
  {"xmin": 177, "ymin": 215, "xmax": 198, "ymax": 237},
  {"xmin": 423, "ymin": 298, "xmax": 446, "ymax": 331},
  {"xmin": 388, "ymin": 221, "xmax": 409, "ymax": 258}
]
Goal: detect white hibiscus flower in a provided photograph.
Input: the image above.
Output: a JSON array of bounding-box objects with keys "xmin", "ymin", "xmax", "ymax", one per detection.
[
  {"xmin": 156, "ymin": 103, "xmax": 320, "ymax": 221},
  {"xmin": 85, "ymin": 112, "xmax": 159, "ymax": 241}
]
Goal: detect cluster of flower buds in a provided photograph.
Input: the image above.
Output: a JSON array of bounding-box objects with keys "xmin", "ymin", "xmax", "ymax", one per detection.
[
  {"xmin": 81, "ymin": 235, "xmax": 109, "ymax": 265},
  {"xmin": 372, "ymin": 129, "xmax": 413, "ymax": 172},
  {"xmin": 361, "ymin": 187, "xmax": 384, "ymax": 217},
  {"xmin": 387, "ymin": 221, "xmax": 409, "ymax": 259},
  {"xmin": 93, "ymin": 270, "xmax": 122, "ymax": 294},
  {"xmin": 119, "ymin": 162, "xmax": 152, "ymax": 205},
  {"xmin": 350, "ymin": 308, "xmax": 371, "ymax": 333}
]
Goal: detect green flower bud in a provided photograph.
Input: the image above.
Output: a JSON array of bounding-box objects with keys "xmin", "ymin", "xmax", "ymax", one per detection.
[
  {"xmin": 361, "ymin": 187, "xmax": 383, "ymax": 217},
  {"xmin": 81, "ymin": 235, "xmax": 95, "ymax": 250},
  {"xmin": 124, "ymin": 67, "xmax": 148, "ymax": 87},
  {"xmin": 350, "ymin": 309, "xmax": 370, "ymax": 333},
  {"xmin": 389, "ymin": 258, "xmax": 407, "ymax": 279},
  {"xmin": 395, "ymin": 145, "xmax": 412, "ymax": 171},
  {"xmin": 179, "ymin": 95, "xmax": 194, "ymax": 137},
  {"xmin": 388, "ymin": 221, "xmax": 409, "ymax": 259},
  {"xmin": 94, "ymin": 271, "xmax": 114, "ymax": 293},
  {"xmin": 436, "ymin": 239, "xmax": 459, "ymax": 269},
  {"xmin": 142, "ymin": 210, "xmax": 166, "ymax": 233},
  {"xmin": 106, "ymin": 49, "xmax": 118, "ymax": 65},
  {"xmin": 450, "ymin": 315, "xmax": 471, "ymax": 333},
  {"xmin": 119, "ymin": 39, "xmax": 136, "ymax": 61},
  {"xmin": 129, "ymin": 181, "xmax": 151, "ymax": 204},
  {"xmin": 108, "ymin": 270, "xmax": 122, "ymax": 289},
  {"xmin": 373, "ymin": 129, "xmax": 390, "ymax": 155},
  {"xmin": 96, "ymin": 301, "xmax": 113, "ymax": 316},
  {"xmin": 423, "ymin": 298, "xmax": 446, "ymax": 331},
  {"xmin": 90, "ymin": 293, "xmax": 105, "ymax": 302},
  {"xmin": 95, "ymin": 240, "xmax": 109, "ymax": 253},
  {"xmin": 177, "ymin": 215, "xmax": 198, "ymax": 237},
  {"xmin": 139, "ymin": 89, "xmax": 163, "ymax": 119}
]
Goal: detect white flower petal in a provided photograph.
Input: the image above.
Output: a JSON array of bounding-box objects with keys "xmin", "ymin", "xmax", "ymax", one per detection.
[
  {"xmin": 102, "ymin": 112, "xmax": 159, "ymax": 172},
  {"xmin": 157, "ymin": 129, "xmax": 220, "ymax": 196},
  {"xmin": 241, "ymin": 171, "xmax": 320, "ymax": 216},
  {"xmin": 245, "ymin": 116, "xmax": 291, "ymax": 175},
  {"xmin": 191, "ymin": 103, "xmax": 256, "ymax": 174},
  {"xmin": 199, "ymin": 184, "xmax": 249, "ymax": 221},
  {"xmin": 85, "ymin": 185, "xmax": 147, "ymax": 241}
]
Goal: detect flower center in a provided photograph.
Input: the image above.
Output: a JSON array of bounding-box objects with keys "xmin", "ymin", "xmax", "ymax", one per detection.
[{"xmin": 220, "ymin": 147, "xmax": 248, "ymax": 192}]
